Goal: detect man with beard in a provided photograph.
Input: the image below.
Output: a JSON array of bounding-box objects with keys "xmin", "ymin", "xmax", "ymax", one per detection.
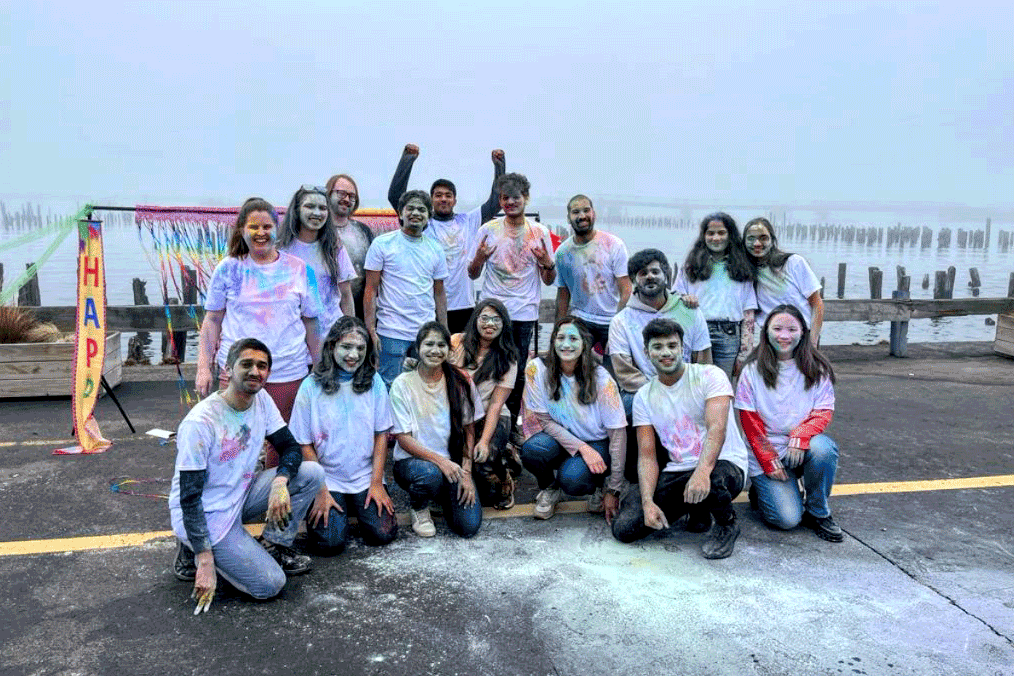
[
  {"xmin": 326, "ymin": 173, "xmax": 374, "ymax": 320},
  {"xmin": 169, "ymin": 338, "xmax": 324, "ymax": 612},
  {"xmin": 554, "ymin": 194, "xmax": 631, "ymax": 356},
  {"xmin": 610, "ymin": 319, "xmax": 745, "ymax": 559},
  {"xmin": 387, "ymin": 144, "xmax": 506, "ymax": 334},
  {"xmin": 364, "ymin": 190, "xmax": 449, "ymax": 386}
]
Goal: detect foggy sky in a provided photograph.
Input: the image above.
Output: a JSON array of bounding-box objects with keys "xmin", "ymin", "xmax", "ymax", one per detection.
[{"xmin": 2, "ymin": 0, "xmax": 1012, "ymax": 212}]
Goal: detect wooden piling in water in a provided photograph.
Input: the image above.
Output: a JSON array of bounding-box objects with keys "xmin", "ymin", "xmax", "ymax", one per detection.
[
  {"xmin": 1008, "ymin": 272, "xmax": 1014, "ymax": 298},
  {"xmin": 837, "ymin": 263, "xmax": 846, "ymax": 299},
  {"xmin": 922, "ymin": 273, "xmax": 929, "ymax": 290},
  {"xmin": 17, "ymin": 262, "xmax": 41, "ymax": 306},
  {"xmin": 934, "ymin": 271, "xmax": 947, "ymax": 299},
  {"xmin": 868, "ymin": 267, "xmax": 883, "ymax": 299},
  {"xmin": 946, "ymin": 266, "xmax": 956, "ymax": 299}
]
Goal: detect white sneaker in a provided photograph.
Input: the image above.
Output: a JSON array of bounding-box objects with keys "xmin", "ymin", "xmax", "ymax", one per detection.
[
  {"xmin": 534, "ymin": 487, "xmax": 563, "ymax": 520},
  {"xmin": 411, "ymin": 507, "xmax": 436, "ymax": 537},
  {"xmin": 587, "ymin": 487, "xmax": 605, "ymax": 514}
]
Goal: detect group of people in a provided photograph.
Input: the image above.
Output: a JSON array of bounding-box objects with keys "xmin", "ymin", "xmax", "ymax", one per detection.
[{"xmin": 169, "ymin": 145, "xmax": 841, "ymax": 612}]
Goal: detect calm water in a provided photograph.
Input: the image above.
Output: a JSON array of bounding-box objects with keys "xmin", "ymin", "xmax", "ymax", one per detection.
[{"xmin": 2, "ymin": 206, "xmax": 1012, "ymax": 360}]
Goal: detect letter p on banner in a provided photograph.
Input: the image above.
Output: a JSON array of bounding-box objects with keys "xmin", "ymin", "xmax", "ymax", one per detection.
[{"xmin": 65, "ymin": 219, "xmax": 111, "ymax": 454}]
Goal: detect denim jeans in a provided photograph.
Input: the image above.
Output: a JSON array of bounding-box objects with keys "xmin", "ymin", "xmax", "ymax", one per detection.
[
  {"xmin": 393, "ymin": 458, "xmax": 483, "ymax": 537},
  {"xmin": 506, "ymin": 320, "xmax": 536, "ymax": 421},
  {"xmin": 378, "ymin": 335, "xmax": 415, "ymax": 388},
  {"xmin": 707, "ymin": 320, "xmax": 741, "ymax": 380},
  {"xmin": 208, "ymin": 461, "xmax": 324, "ymax": 599},
  {"xmin": 520, "ymin": 432, "xmax": 611, "ymax": 495},
  {"xmin": 611, "ymin": 459, "xmax": 744, "ymax": 543},
  {"xmin": 305, "ymin": 487, "xmax": 398, "ymax": 555},
  {"xmin": 750, "ymin": 434, "xmax": 839, "ymax": 529}
]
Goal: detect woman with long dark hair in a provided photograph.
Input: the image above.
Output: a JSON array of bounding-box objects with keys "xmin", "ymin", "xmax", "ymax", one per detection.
[
  {"xmin": 519, "ymin": 317, "xmax": 627, "ymax": 522},
  {"xmin": 391, "ymin": 321, "xmax": 484, "ymax": 538},
  {"xmin": 742, "ymin": 217, "xmax": 824, "ymax": 345},
  {"xmin": 196, "ymin": 197, "xmax": 320, "ymax": 423},
  {"xmin": 734, "ymin": 304, "xmax": 842, "ymax": 542},
  {"xmin": 289, "ymin": 317, "xmax": 396, "ymax": 554},
  {"xmin": 675, "ymin": 212, "xmax": 757, "ymax": 378},
  {"xmin": 279, "ymin": 185, "xmax": 355, "ymax": 341},
  {"xmin": 449, "ymin": 299, "xmax": 521, "ymax": 509}
]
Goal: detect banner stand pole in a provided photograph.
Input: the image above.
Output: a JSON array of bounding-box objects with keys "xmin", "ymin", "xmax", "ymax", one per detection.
[{"xmin": 101, "ymin": 375, "xmax": 135, "ymax": 433}]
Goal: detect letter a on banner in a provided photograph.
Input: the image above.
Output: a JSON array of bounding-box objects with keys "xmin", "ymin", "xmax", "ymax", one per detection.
[{"xmin": 59, "ymin": 219, "xmax": 112, "ymax": 454}]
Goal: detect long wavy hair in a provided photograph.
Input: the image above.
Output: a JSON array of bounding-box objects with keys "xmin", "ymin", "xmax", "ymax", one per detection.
[
  {"xmin": 746, "ymin": 304, "xmax": 835, "ymax": 390},
  {"xmin": 545, "ymin": 317, "xmax": 598, "ymax": 405},
  {"xmin": 414, "ymin": 322, "xmax": 475, "ymax": 463},
  {"xmin": 278, "ymin": 186, "xmax": 345, "ymax": 295},
  {"xmin": 457, "ymin": 299, "xmax": 518, "ymax": 386},
  {"xmin": 682, "ymin": 212, "xmax": 754, "ymax": 283},
  {"xmin": 312, "ymin": 317, "xmax": 377, "ymax": 395},
  {"xmin": 227, "ymin": 197, "xmax": 278, "ymax": 258},
  {"xmin": 743, "ymin": 216, "xmax": 792, "ymax": 272}
]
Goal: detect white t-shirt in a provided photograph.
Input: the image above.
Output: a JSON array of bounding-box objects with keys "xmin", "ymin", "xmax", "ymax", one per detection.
[
  {"xmin": 390, "ymin": 369, "xmax": 484, "ymax": 461},
  {"xmin": 523, "ymin": 359, "xmax": 626, "ymax": 442},
  {"xmin": 754, "ymin": 254, "xmax": 821, "ymax": 328},
  {"xmin": 282, "ymin": 238, "xmax": 357, "ymax": 342},
  {"xmin": 426, "ymin": 208, "xmax": 484, "ymax": 311},
  {"xmin": 607, "ymin": 294, "xmax": 711, "ymax": 382},
  {"xmin": 734, "ymin": 360, "xmax": 836, "ymax": 476},
  {"xmin": 204, "ymin": 253, "xmax": 318, "ymax": 382},
  {"xmin": 364, "ymin": 230, "xmax": 449, "ymax": 341},
  {"xmin": 554, "ymin": 231, "xmax": 629, "ymax": 325},
  {"xmin": 474, "ymin": 218, "xmax": 555, "ymax": 322},
  {"xmin": 632, "ymin": 364, "xmax": 748, "ymax": 476},
  {"xmin": 673, "ymin": 261, "xmax": 757, "ymax": 322},
  {"xmin": 289, "ymin": 372, "xmax": 393, "ymax": 494},
  {"xmin": 169, "ymin": 390, "xmax": 285, "ymax": 546}
]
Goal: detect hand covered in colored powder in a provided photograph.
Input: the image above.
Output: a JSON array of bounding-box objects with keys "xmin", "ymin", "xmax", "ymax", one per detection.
[
  {"xmin": 192, "ymin": 551, "xmax": 216, "ymax": 615},
  {"xmin": 267, "ymin": 477, "xmax": 292, "ymax": 530},
  {"xmin": 643, "ymin": 500, "xmax": 669, "ymax": 530}
]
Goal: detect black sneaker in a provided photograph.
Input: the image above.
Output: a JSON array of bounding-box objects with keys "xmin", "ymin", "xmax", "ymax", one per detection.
[
  {"xmin": 701, "ymin": 520, "xmax": 741, "ymax": 559},
  {"xmin": 258, "ymin": 537, "xmax": 313, "ymax": 575},
  {"xmin": 173, "ymin": 542, "xmax": 197, "ymax": 581},
  {"xmin": 748, "ymin": 484, "xmax": 759, "ymax": 511},
  {"xmin": 801, "ymin": 511, "xmax": 844, "ymax": 542}
]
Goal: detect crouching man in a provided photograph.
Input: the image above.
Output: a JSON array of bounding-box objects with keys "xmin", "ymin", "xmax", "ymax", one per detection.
[
  {"xmin": 611, "ymin": 319, "xmax": 747, "ymax": 559},
  {"xmin": 169, "ymin": 338, "xmax": 324, "ymax": 611}
]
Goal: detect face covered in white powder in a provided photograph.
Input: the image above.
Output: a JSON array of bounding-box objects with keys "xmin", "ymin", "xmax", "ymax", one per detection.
[
  {"xmin": 553, "ymin": 323, "xmax": 583, "ymax": 364},
  {"xmin": 767, "ymin": 312, "xmax": 803, "ymax": 358},
  {"xmin": 299, "ymin": 192, "xmax": 328, "ymax": 233},
  {"xmin": 400, "ymin": 197, "xmax": 430, "ymax": 237},
  {"xmin": 646, "ymin": 334, "xmax": 684, "ymax": 374},
  {"xmin": 745, "ymin": 223, "xmax": 773, "ymax": 260},
  {"xmin": 334, "ymin": 330, "xmax": 368, "ymax": 373},
  {"xmin": 704, "ymin": 219, "xmax": 729, "ymax": 254},
  {"xmin": 419, "ymin": 330, "xmax": 449, "ymax": 369}
]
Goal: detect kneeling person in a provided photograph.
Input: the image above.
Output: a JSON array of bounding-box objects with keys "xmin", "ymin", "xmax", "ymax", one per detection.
[
  {"xmin": 169, "ymin": 338, "xmax": 325, "ymax": 612},
  {"xmin": 611, "ymin": 319, "xmax": 747, "ymax": 559}
]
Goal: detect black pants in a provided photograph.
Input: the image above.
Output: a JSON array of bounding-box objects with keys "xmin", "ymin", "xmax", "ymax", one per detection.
[
  {"xmin": 611, "ymin": 459, "xmax": 744, "ymax": 543},
  {"xmin": 447, "ymin": 307, "xmax": 475, "ymax": 336},
  {"xmin": 506, "ymin": 320, "xmax": 536, "ymax": 421}
]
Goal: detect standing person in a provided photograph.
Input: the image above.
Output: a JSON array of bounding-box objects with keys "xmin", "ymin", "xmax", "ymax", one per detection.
[
  {"xmin": 742, "ymin": 217, "xmax": 824, "ymax": 345},
  {"xmin": 278, "ymin": 185, "xmax": 355, "ymax": 342},
  {"xmin": 391, "ymin": 322, "xmax": 485, "ymax": 538},
  {"xmin": 520, "ymin": 317, "xmax": 627, "ymax": 521},
  {"xmin": 289, "ymin": 317, "xmax": 397, "ymax": 555},
  {"xmin": 468, "ymin": 172, "xmax": 556, "ymax": 428},
  {"xmin": 363, "ymin": 190, "xmax": 449, "ymax": 387},
  {"xmin": 554, "ymin": 194, "xmax": 632, "ymax": 357},
  {"xmin": 735, "ymin": 304, "xmax": 842, "ymax": 542},
  {"xmin": 196, "ymin": 197, "xmax": 321, "ymax": 424},
  {"xmin": 326, "ymin": 173, "xmax": 374, "ymax": 320},
  {"xmin": 448, "ymin": 299, "xmax": 520, "ymax": 509},
  {"xmin": 170, "ymin": 339, "xmax": 325, "ymax": 611},
  {"xmin": 387, "ymin": 144, "xmax": 506, "ymax": 334},
  {"xmin": 609, "ymin": 249, "xmax": 711, "ymax": 420},
  {"xmin": 610, "ymin": 319, "xmax": 747, "ymax": 559},
  {"xmin": 674, "ymin": 212, "xmax": 757, "ymax": 378}
]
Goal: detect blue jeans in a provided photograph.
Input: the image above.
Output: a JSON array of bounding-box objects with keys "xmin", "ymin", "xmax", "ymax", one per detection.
[
  {"xmin": 377, "ymin": 335, "xmax": 414, "ymax": 388},
  {"xmin": 520, "ymin": 432, "xmax": 611, "ymax": 495},
  {"xmin": 393, "ymin": 458, "xmax": 483, "ymax": 538},
  {"xmin": 750, "ymin": 434, "xmax": 839, "ymax": 529},
  {"xmin": 209, "ymin": 461, "xmax": 324, "ymax": 599},
  {"xmin": 305, "ymin": 488, "xmax": 398, "ymax": 555},
  {"xmin": 707, "ymin": 320, "xmax": 741, "ymax": 380}
]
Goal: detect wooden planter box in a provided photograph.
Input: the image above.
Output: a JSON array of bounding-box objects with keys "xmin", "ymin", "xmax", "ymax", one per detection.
[
  {"xmin": 0, "ymin": 332, "xmax": 122, "ymax": 398},
  {"xmin": 996, "ymin": 313, "xmax": 1014, "ymax": 358}
]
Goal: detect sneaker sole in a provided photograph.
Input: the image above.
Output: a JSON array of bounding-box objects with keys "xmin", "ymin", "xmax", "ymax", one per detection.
[
  {"xmin": 533, "ymin": 510, "xmax": 555, "ymax": 520},
  {"xmin": 813, "ymin": 529, "xmax": 844, "ymax": 543}
]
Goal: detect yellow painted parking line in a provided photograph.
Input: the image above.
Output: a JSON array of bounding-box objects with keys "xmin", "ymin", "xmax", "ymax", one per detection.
[
  {"xmin": 0, "ymin": 437, "xmax": 140, "ymax": 448},
  {"xmin": 1, "ymin": 475, "xmax": 1012, "ymax": 557}
]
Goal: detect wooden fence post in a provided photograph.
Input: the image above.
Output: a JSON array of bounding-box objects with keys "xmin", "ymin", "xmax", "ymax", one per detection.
[{"xmin": 890, "ymin": 288, "xmax": 910, "ymax": 357}]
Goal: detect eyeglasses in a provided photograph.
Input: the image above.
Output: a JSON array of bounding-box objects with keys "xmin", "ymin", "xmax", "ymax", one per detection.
[
  {"xmin": 477, "ymin": 315, "xmax": 503, "ymax": 325},
  {"xmin": 331, "ymin": 189, "xmax": 357, "ymax": 201},
  {"xmin": 300, "ymin": 185, "xmax": 327, "ymax": 194}
]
